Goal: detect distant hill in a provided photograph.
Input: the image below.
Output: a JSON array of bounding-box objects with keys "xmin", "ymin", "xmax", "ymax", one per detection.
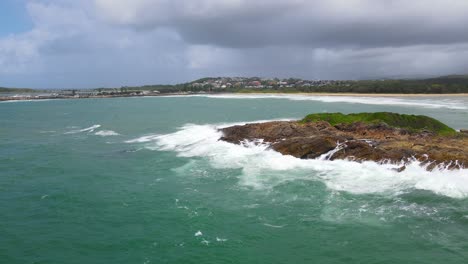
[
  {"xmin": 424, "ymin": 75, "xmax": 468, "ymax": 84},
  {"xmin": 432, "ymin": 74, "xmax": 468, "ymax": 79},
  {"xmin": 0, "ymin": 87, "xmax": 37, "ymax": 93},
  {"xmin": 97, "ymin": 75, "xmax": 468, "ymax": 94},
  {"xmin": 2, "ymin": 74, "xmax": 468, "ymax": 95}
]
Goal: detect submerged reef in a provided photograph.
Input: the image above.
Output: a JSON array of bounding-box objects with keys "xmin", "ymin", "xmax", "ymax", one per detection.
[{"xmin": 220, "ymin": 112, "xmax": 467, "ymax": 171}]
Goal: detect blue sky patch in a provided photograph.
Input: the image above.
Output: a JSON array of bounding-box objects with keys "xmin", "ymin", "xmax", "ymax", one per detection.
[{"xmin": 0, "ymin": 0, "xmax": 32, "ymax": 37}]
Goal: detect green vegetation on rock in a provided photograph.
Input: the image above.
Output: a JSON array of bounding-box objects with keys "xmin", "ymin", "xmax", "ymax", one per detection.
[{"xmin": 301, "ymin": 112, "xmax": 457, "ymax": 136}]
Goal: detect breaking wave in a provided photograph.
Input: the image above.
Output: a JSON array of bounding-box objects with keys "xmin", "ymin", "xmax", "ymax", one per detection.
[
  {"xmin": 64, "ymin": 124, "xmax": 101, "ymax": 134},
  {"xmin": 95, "ymin": 130, "xmax": 120, "ymax": 136},
  {"xmin": 196, "ymin": 94, "xmax": 468, "ymax": 110},
  {"xmin": 125, "ymin": 134, "xmax": 161, "ymax": 143},
  {"xmin": 127, "ymin": 121, "xmax": 468, "ymax": 199}
]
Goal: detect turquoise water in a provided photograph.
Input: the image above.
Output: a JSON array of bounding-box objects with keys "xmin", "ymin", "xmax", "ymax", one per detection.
[{"xmin": 1, "ymin": 95, "xmax": 468, "ymax": 263}]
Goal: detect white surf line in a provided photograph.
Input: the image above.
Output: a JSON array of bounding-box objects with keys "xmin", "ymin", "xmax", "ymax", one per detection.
[{"xmin": 194, "ymin": 94, "xmax": 468, "ymax": 110}]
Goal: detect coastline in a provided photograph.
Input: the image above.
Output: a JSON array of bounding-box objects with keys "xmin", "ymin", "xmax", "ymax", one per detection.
[
  {"xmin": 0, "ymin": 93, "xmax": 185, "ymax": 102},
  {"xmin": 2, "ymin": 92, "xmax": 468, "ymax": 102},
  {"xmin": 232, "ymin": 92, "xmax": 468, "ymax": 97}
]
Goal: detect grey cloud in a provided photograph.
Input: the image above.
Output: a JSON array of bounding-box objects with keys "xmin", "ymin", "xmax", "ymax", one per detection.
[
  {"xmin": 0, "ymin": 1, "xmax": 192, "ymax": 88},
  {"xmin": 185, "ymin": 44, "xmax": 468, "ymax": 80},
  {"xmin": 96, "ymin": 0, "xmax": 468, "ymax": 49},
  {"xmin": 1, "ymin": 0, "xmax": 468, "ymax": 89}
]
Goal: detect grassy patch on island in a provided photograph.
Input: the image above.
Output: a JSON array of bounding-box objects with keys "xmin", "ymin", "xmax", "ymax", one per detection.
[{"xmin": 300, "ymin": 112, "xmax": 457, "ymax": 136}]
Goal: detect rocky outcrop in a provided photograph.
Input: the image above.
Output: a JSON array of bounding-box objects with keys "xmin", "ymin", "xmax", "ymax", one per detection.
[{"xmin": 220, "ymin": 114, "xmax": 468, "ymax": 171}]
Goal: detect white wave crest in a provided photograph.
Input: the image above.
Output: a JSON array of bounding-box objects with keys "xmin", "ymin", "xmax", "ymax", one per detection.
[
  {"xmin": 125, "ymin": 134, "xmax": 161, "ymax": 143},
  {"xmin": 194, "ymin": 94, "xmax": 468, "ymax": 110},
  {"xmin": 138, "ymin": 122, "xmax": 468, "ymax": 199},
  {"xmin": 124, "ymin": 119, "xmax": 292, "ymax": 144},
  {"xmin": 65, "ymin": 124, "xmax": 101, "ymax": 134},
  {"xmin": 95, "ymin": 130, "xmax": 120, "ymax": 136}
]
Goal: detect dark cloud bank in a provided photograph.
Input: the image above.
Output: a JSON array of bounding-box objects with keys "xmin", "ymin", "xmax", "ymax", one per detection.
[{"xmin": 1, "ymin": 0, "xmax": 468, "ymax": 88}]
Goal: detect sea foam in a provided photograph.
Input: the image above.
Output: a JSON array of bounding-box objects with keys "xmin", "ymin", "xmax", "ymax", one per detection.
[
  {"xmin": 125, "ymin": 134, "xmax": 161, "ymax": 143},
  {"xmin": 129, "ymin": 121, "xmax": 468, "ymax": 199},
  {"xmin": 65, "ymin": 124, "xmax": 101, "ymax": 134},
  {"xmin": 95, "ymin": 130, "xmax": 120, "ymax": 136}
]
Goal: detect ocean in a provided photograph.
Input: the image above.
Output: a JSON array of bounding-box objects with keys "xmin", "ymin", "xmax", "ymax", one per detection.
[{"xmin": 1, "ymin": 94, "xmax": 468, "ymax": 263}]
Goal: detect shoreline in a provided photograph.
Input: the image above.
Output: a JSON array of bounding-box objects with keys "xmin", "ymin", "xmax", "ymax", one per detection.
[
  {"xmin": 2, "ymin": 92, "xmax": 468, "ymax": 102},
  {"xmin": 232, "ymin": 92, "xmax": 468, "ymax": 97}
]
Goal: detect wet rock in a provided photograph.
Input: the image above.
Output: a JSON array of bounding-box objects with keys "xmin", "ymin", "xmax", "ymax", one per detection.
[
  {"xmin": 219, "ymin": 117, "xmax": 468, "ymax": 171},
  {"xmin": 392, "ymin": 165, "xmax": 407, "ymax": 172},
  {"xmin": 271, "ymin": 136, "xmax": 342, "ymax": 159}
]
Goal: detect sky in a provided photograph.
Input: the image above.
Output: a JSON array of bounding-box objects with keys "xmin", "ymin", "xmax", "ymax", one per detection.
[{"xmin": 1, "ymin": 0, "xmax": 468, "ymax": 89}]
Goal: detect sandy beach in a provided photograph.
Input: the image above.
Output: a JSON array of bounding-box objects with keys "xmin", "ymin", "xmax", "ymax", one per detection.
[
  {"xmin": 2, "ymin": 92, "xmax": 468, "ymax": 102},
  {"xmin": 234, "ymin": 92, "xmax": 468, "ymax": 97}
]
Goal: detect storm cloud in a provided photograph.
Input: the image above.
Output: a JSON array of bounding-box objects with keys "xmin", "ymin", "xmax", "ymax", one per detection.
[
  {"xmin": 96, "ymin": 0, "xmax": 468, "ymax": 48},
  {"xmin": 1, "ymin": 0, "xmax": 468, "ymax": 88}
]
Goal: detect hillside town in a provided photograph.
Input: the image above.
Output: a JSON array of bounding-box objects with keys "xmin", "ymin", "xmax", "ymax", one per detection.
[
  {"xmin": 2, "ymin": 75, "xmax": 468, "ymax": 101},
  {"xmin": 1, "ymin": 77, "xmax": 351, "ymax": 101},
  {"xmin": 189, "ymin": 77, "xmax": 349, "ymax": 90}
]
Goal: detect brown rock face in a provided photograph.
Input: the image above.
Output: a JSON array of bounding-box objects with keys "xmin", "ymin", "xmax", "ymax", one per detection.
[
  {"xmin": 219, "ymin": 121, "xmax": 468, "ymax": 171},
  {"xmin": 273, "ymin": 136, "xmax": 342, "ymax": 159}
]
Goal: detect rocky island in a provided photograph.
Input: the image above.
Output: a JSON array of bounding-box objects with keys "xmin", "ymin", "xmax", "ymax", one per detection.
[{"xmin": 220, "ymin": 112, "xmax": 468, "ymax": 171}]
